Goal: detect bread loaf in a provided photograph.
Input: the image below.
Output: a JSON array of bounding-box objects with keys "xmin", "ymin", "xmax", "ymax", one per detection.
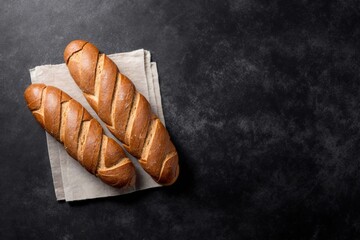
[
  {"xmin": 64, "ymin": 40, "xmax": 179, "ymax": 185},
  {"xmin": 24, "ymin": 83, "xmax": 136, "ymax": 188}
]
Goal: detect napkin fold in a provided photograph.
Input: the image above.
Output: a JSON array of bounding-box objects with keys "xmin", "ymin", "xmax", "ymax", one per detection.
[{"xmin": 30, "ymin": 49, "xmax": 164, "ymax": 201}]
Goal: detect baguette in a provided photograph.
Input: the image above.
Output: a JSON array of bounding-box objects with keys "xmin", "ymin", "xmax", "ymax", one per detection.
[
  {"xmin": 64, "ymin": 40, "xmax": 179, "ymax": 185},
  {"xmin": 24, "ymin": 83, "xmax": 136, "ymax": 188}
]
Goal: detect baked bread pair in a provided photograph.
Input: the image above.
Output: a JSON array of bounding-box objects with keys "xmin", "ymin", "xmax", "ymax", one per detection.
[{"xmin": 24, "ymin": 40, "xmax": 179, "ymax": 189}]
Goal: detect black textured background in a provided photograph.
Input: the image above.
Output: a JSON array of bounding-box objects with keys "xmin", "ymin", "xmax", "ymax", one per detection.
[{"xmin": 1, "ymin": 0, "xmax": 360, "ymax": 239}]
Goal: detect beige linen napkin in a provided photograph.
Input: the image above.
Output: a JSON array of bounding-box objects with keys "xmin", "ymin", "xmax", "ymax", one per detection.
[{"xmin": 30, "ymin": 49, "xmax": 165, "ymax": 201}]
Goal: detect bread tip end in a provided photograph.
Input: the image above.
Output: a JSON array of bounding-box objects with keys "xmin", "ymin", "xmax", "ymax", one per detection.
[{"xmin": 63, "ymin": 39, "xmax": 88, "ymax": 63}]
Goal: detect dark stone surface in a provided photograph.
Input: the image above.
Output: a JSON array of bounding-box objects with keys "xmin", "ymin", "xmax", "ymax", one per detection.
[{"xmin": 1, "ymin": 0, "xmax": 360, "ymax": 239}]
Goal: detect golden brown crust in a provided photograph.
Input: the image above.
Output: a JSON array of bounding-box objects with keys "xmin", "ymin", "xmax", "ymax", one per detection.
[
  {"xmin": 81, "ymin": 119, "xmax": 102, "ymax": 174},
  {"xmin": 24, "ymin": 83, "xmax": 136, "ymax": 188},
  {"xmin": 66, "ymin": 42, "xmax": 99, "ymax": 94},
  {"xmin": 64, "ymin": 40, "xmax": 179, "ymax": 185},
  {"xmin": 24, "ymin": 83, "xmax": 46, "ymax": 111},
  {"xmin": 43, "ymin": 86, "xmax": 62, "ymax": 140},
  {"xmin": 97, "ymin": 159, "xmax": 136, "ymax": 188},
  {"xmin": 63, "ymin": 99, "xmax": 83, "ymax": 159},
  {"xmin": 123, "ymin": 93, "xmax": 151, "ymax": 158},
  {"xmin": 63, "ymin": 39, "xmax": 88, "ymax": 63},
  {"xmin": 97, "ymin": 54, "xmax": 118, "ymax": 125},
  {"xmin": 108, "ymin": 74, "xmax": 135, "ymax": 141}
]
